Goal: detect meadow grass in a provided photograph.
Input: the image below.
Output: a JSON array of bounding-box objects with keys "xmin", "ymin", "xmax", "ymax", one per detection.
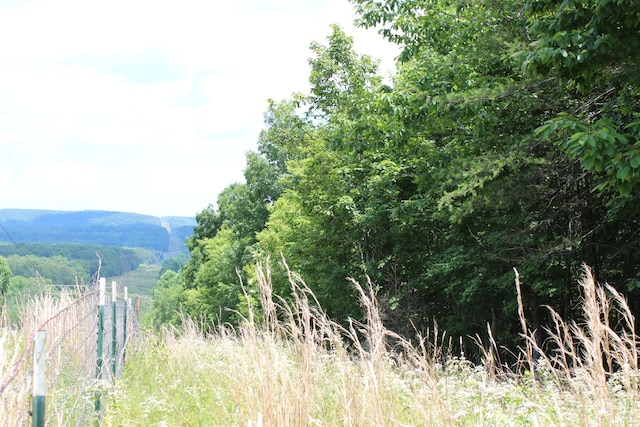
[
  {"xmin": 99, "ymin": 264, "xmax": 640, "ymax": 426},
  {"xmin": 109, "ymin": 263, "xmax": 162, "ymax": 317}
]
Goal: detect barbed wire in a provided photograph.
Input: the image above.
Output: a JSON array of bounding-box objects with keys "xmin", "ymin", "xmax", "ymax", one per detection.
[{"xmin": 0, "ymin": 284, "xmax": 140, "ymax": 426}]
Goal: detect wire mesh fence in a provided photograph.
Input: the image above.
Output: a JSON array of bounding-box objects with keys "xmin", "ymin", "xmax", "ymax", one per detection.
[{"xmin": 0, "ymin": 280, "xmax": 139, "ymax": 426}]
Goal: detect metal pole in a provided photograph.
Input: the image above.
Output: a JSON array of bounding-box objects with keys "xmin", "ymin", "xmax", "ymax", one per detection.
[
  {"xmin": 32, "ymin": 330, "xmax": 46, "ymax": 427},
  {"xmin": 111, "ymin": 281, "xmax": 117, "ymax": 378},
  {"xmin": 95, "ymin": 277, "xmax": 105, "ymax": 413},
  {"xmin": 123, "ymin": 287, "xmax": 128, "ymax": 367}
]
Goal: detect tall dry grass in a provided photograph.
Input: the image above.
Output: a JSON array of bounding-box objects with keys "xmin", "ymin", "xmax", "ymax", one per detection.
[
  {"xmin": 515, "ymin": 264, "xmax": 640, "ymax": 425},
  {"xmin": 0, "ymin": 290, "xmax": 82, "ymax": 426},
  {"xmin": 99, "ymin": 262, "xmax": 640, "ymax": 426},
  {"xmin": 0, "ymin": 324, "xmax": 28, "ymax": 426},
  {"xmin": 0, "ymin": 287, "xmax": 106, "ymax": 426}
]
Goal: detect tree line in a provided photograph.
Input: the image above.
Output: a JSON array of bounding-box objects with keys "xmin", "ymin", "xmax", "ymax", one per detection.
[
  {"xmin": 0, "ymin": 243, "xmax": 152, "ymax": 278},
  {"xmin": 151, "ymin": 0, "xmax": 640, "ymax": 357}
]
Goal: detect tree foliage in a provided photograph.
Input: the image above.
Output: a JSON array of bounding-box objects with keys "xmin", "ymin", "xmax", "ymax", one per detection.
[
  {"xmin": 6, "ymin": 255, "xmax": 89, "ymax": 286},
  {"xmin": 0, "ymin": 256, "xmax": 11, "ymax": 304},
  {"xmin": 148, "ymin": 270, "xmax": 185, "ymax": 328},
  {"xmin": 0, "ymin": 243, "xmax": 150, "ymax": 277},
  {"xmin": 525, "ymin": 0, "xmax": 640, "ymax": 197},
  {"xmin": 166, "ymin": 0, "xmax": 640, "ymax": 357}
]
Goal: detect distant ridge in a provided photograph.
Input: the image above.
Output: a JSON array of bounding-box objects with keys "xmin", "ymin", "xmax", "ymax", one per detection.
[{"xmin": 0, "ymin": 209, "xmax": 196, "ymax": 253}]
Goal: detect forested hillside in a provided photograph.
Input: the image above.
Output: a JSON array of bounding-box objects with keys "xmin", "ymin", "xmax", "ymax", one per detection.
[
  {"xmin": 0, "ymin": 209, "xmax": 195, "ymax": 322},
  {"xmin": 0, "ymin": 209, "xmax": 195, "ymax": 253},
  {"xmin": 152, "ymin": 0, "xmax": 640, "ymax": 357}
]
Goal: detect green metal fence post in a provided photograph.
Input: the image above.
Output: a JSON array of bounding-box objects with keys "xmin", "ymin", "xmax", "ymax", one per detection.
[
  {"xmin": 32, "ymin": 330, "xmax": 46, "ymax": 427},
  {"xmin": 95, "ymin": 277, "xmax": 105, "ymax": 413},
  {"xmin": 123, "ymin": 287, "xmax": 128, "ymax": 367},
  {"xmin": 111, "ymin": 281, "xmax": 117, "ymax": 378}
]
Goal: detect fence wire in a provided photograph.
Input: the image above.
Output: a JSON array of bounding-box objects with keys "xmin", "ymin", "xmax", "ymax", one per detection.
[{"xmin": 0, "ymin": 284, "xmax": 139, "ymax": 426}]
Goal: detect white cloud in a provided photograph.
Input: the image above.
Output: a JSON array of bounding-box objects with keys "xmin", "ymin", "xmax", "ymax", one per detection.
[
  {"xmin": 0, "ymin": 164, "xmax": 14, "ymax": 194},
  {"xmin": 22, "ymin": 159, "xmax": 105, "ymax": 194},
  {"xmin": 0, "ymin": 0, "xmax": 399, "ymax": 216}
]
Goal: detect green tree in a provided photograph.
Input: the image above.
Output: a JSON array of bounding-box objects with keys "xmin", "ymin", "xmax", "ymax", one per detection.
[
  {"xmin": 178, "ymin": 0, "xmax": 640, "ymax": 355},
  {"xmin": 180, "ymin": 146, "xmax": 286, "ymax": 324},
  {"xmin": 160, "ymin": 254, "xmax": 188, "ymax": 276},
  {"xmin": 525, "ymin": 0, "xmax": 640, "ymax": 197},
  {"xmin": 258, "ymin": 96, "xmax": 311, "ymax": 173},
  {"xmin": 148, "ymin": 270, "xmax": 185, "ymax": 328},
  {"xmin": 0, "ymin": 256, "xmax": 12, "ymax": 308},
  {"xmin": 516, "ymin": 0, "xmax": 640, "ymax": 320},
  {"xmin": 6, "ymin": 255, "xmax": 89, "ymax": 286}
]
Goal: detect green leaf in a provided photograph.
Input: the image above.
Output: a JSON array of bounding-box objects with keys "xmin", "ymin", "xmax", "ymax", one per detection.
[
  {"xmin": 616, "ymin": 133, "xmax": 629, "ymax": 144},
  {"xmin": 583, "ymin": 156, "xmax": 595, "ymax": 169},
  {"xmin": 619, "ymin": 180, "xmax": 632, "ymax": 196},
  {"xmin": 624, "ymin": 120, "xmax": 640, "ymax": 130},
  {"xmin": 617, "ymin": 165, "xmax": 631, "ymax": 181},
  {"xmin": 536, "ymin": 120, "xmax": 559, "ymax": 137},
  {"xmin": 569, "ymin": 131, "xmax": 585, "ymax": 139}
]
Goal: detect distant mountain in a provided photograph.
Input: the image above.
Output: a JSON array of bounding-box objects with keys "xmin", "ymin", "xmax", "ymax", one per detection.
[{"xmin": 0, "ymin": 209, "xmax": 196, "ymax": 253}]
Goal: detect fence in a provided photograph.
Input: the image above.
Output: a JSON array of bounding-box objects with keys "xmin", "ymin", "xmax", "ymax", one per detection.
[{"xmin": 0, "ymin": 277, "xmax": 139, "ymax": 426}]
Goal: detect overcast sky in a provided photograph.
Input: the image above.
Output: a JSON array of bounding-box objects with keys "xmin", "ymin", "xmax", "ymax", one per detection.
[{"xmin": 0, "ymin": 0, "xmax": 398, "ymax": 218}]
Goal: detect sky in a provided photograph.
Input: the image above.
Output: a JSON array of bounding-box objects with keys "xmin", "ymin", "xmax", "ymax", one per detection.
[{"xmin": 0, "ymin": 0, "xmax": 398, "ymax": 218}]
